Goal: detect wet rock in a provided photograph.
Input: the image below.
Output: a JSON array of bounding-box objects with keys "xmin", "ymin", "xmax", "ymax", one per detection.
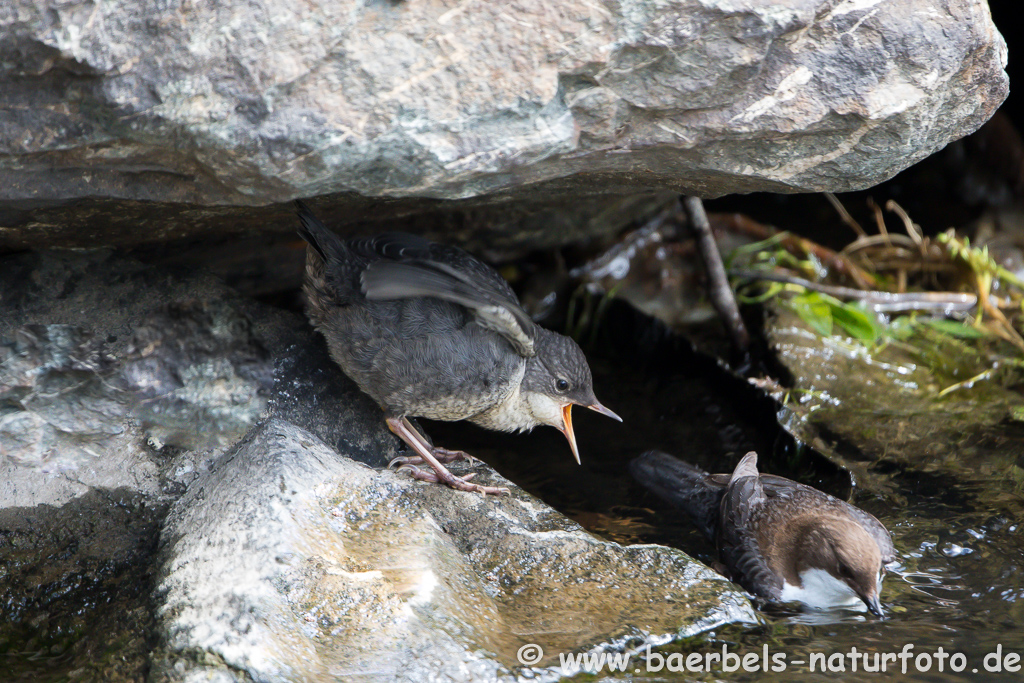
[
  {"xmin": 122, "ymin": 300, "xmax": 273, "ymax": 452},
  {"xmin": 0, "ymin": 251, "xmax": 283, "ymax": 678},
  {"xmin": 0, "ymin": 322, "xmax": 160, "ymax": 509},
  {"xmin": 0, "ymin": 0, "xmax": 1008, "ymax": 250},
  {"xmin": 154, "ymin": 419, "xmax": 755, "ymax": 683},
  {"xmin": 0, "ymin": 488, "xmax": 160, "ymax": 682},
  {"xmin": 2, "ymin": 250, "xmax": 756, "ymax": 681},
  {"xmin": 1, "ymin": 325, "xmax": 124, "ymax": 468},
  {"xmin": 0, "ymin": 252, "xmax": 274, "ymax": 507},
  {"xmin": 765, "ymin": 306, "xmax": 1024, "ymax": 492}
]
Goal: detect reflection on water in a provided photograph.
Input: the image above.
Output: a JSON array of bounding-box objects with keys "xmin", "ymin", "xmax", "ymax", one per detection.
[{"xmin": 427, "ymin": 303, "xmax": 1024, "ymax": 682}]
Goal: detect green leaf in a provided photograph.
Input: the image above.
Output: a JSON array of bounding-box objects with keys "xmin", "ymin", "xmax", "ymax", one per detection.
[
  {"xmin": 829, "ymin": 300, "xmax": 883, "ymax": 342},
  {"xmin": 786, "ymin": 292, "xmax": 884, "ymax": 341},
  {"xmin": 788, "ymin": 293, "xmax": 833, "ymax": 336},
  {"xmin": 921, "ymin": 318, "xmax": 988, "ymax": 340}
]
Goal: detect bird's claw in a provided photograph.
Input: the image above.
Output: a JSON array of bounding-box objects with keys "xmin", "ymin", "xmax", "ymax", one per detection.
[
  {"xmin": 388, "ymin": 449, "xmax": 479, "ymax": 469},
  {"xmin": 392, "ymin": 463, "xmax": 507, "ymax": 495},
  {"xmin": 460, "ymin": 481, "xmax": 510, "ymax": 496},
  {"xmin": 431, "ymin": 447, "xmax": 480, "ymax": 466},
  {"xmin": 384, "ymin": 418, "xmax": 503, "ymax": 494},
  {"xmin": 394, "ymin": 462, "xmax": 428, "ymax": 477},
  {"xmin": 443, "ymin": 474, "xmax": 509, "ymax": 496},
  {"xmin": 388, "ymin": 455, "xmax": 414, "ymax": 470}
]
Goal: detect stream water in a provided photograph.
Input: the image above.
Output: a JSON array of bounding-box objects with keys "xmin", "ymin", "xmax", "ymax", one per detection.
[
  {"xmin": 428, "ymin": 301, "xmax": 1024, "ymax": 682},
  {"xmin": 3, "ymin": 288, "xmax": 1020, "ymax": 683}
]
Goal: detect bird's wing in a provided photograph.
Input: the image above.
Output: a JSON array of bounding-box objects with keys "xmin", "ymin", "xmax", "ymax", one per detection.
[
  {"xmin": 361, "ymin": 255, "xmax": 537, "ymax": 357},
  {"xmin": 352, "ymin": 232, "xmax": 524, "ymax": 305},
  {"xmin": 348, "ymin": 232, "xmax": 434, "ymax": 261},
  {"xmin": 719, "ymin": 476, "xmax": 783, "ymax": 599}
]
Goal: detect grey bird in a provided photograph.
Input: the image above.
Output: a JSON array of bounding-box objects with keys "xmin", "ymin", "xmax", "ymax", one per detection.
[
  {"xmin": 296, "ymin": 201, "xmax": 621, "ymax": 495},
  {"xmin": 631, "ymin": 451, "xmax": 894, "ymax": 616}
]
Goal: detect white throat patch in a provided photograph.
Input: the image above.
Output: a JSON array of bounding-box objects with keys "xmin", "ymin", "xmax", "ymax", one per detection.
[
  {"xmin": 780, "ymin": 568, "xmax": 866, "ymax": 611},
  {"xmin": 468, "ymin": 364, "xmax": 544, "ymax": 433}
]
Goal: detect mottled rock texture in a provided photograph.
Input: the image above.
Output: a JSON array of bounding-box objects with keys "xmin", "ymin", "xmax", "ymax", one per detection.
[
  {"xmin": 1, "ymin": 251, "xmax": 755, "ymax": 682},
  {"xmin": 155, "ymin": 419, "xmax": 754, "ymax": 683},
  {"xmin": 0, "ymin": 0, "xmax": 1008, "ymax": 249}
]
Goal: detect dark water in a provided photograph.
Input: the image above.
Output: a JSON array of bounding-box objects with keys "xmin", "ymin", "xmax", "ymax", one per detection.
[
  {"xmin": 4, "ymin": 296, "xmax": 1019, "ymax": 682},
  {"xmin": 0, "ymin": 490, "xmax": 158, "ymax": 683},
  {"xmin": 427, "ymin": 302, "xmax": 1024, "ymax": 682}
]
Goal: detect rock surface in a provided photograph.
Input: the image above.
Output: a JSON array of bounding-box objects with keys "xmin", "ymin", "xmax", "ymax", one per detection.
[
  {"xmin": 0, "ymin": 252, "xmax": 273, "ymax": 507},
  {"xmin": 0, "ymin": 487, "xmax": 159, "ymax": 683},
  {"xmin": 154, "ymin": 419, "xmax": 754, "ymax": 683},
  {"xmin": 765, "ymin": 306, "xmax": 1024, "ymax": 488},
  {"xmin": 0, "ymin": 0, "xmax": 1008, "ymax": 249},
  {"xmin": 1, "ymin": 251, "xmax": 756, "ymax": 682}
]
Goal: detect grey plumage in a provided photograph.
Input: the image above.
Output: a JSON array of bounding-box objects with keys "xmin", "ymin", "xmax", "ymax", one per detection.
[
  {"xmin": 362, "ymin": 259, "xmax": 537, "ymax": 356},
  {"xmin": 296, "ymin": 201, "xmax": 619, "ymax": 494}
]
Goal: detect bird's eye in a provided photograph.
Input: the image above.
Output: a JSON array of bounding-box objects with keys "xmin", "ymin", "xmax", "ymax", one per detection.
[{"xmin": 555, "ymin": 378, "xmax": 569, "ymax": 392}]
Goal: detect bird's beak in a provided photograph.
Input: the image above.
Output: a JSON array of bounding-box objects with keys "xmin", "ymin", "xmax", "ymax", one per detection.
[
  {"xmin": 560, "ymin": 404, "xmax": 580, "ymax": 464},
  {"xmin": 559, "ymin": 402, "xmax": 621, "ymax": 465},
  {"xmin": 587, "ymin": 402, "xmax": 622, "ymax": 422},
  {"xmin": 862, "ymin": 592, "xmax": 885, "ymax": 619}
]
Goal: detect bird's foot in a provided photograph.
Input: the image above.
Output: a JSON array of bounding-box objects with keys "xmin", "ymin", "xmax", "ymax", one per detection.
[
  {"xmin": 385, "ymin": 416, "xmax": 507, "ymax": 494},
  {"xmin": 395, "ymin": 464, "xmax": 509, "ymax": 496},
  {"xmin": 432, "ymin": 447, "xmax": 479, "ymax": 465},
  {"xmin": 388, "ymin": 447, "xmax": 479, "ymax": 469}
]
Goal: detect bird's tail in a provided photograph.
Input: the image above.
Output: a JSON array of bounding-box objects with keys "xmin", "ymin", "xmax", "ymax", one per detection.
[
  {"xmin": 727, "ymin": 451, "xmax": 766, "ymax": 507},
  {"xmin": 629, "ymin": 451, "xmax": 726, "ymax": 541},
  {"xmin": 728, "ymin": 451, "xmax": 759, "ymax": 483},
  {"xmin": 295, "ymin": 200, "xmax": 356, "ymax": 313},
  {"xmin": 295, "ymin": 200, "xmax": 348, "ymax": 265}
]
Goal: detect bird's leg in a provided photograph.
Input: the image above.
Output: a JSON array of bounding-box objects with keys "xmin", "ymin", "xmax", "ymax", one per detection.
[
  {"xmin": 387, "ymin": 418, "xmax": 478, "ymax": 466},
  {"xmin": 390, "ymin": 447, "xmax": 479, "ymax": 466},
  {"xmin": 385, "ymin": 416, "xmax": 508, "ymax": 495}
]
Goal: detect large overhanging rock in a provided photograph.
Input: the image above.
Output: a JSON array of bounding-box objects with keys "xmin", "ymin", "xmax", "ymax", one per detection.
[{"xmin": 0, "ymin": 0, "xmax": 1009, "ymax": 249}]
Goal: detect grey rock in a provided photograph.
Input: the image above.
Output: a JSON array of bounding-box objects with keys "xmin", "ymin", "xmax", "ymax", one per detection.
[
  {"xmin": 0, "ymin": 322, "xmax": 160, "ymax": 507},
  {"xmin": 121, "ymin": 299, "xmax": 273, "ymax": 452},
  {"xmin": 0, "ymin": 487, "xmax": 161, "ymax": 682},
  {"xmin": 154, "ymin": 419, "xmax": 756, "ymax": 683},
  {"xmin": 2, "ymin": 250, "xmax": 755, "ymax": 681},
  {"xmin": 0, "ymin": 0, "xmax": 1008, "ymax": 250},
  {"xmin": 0, "ymin": 251, "xmax": 274, "ymax": 506}
]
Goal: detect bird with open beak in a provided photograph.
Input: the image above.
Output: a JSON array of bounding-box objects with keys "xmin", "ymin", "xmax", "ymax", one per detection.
[{"xmin": 296, "ymin": 201, "xmax": 620, "ymax": 495}]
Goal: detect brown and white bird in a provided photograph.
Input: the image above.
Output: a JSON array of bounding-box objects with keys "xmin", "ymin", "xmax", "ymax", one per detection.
[
  {"xmin": 296, "ymin": 201, "xmax": 620, "ymax": 495},
  {"xmin": 631, "ymin": 450, "xmax": 894, "ymax": 616}
]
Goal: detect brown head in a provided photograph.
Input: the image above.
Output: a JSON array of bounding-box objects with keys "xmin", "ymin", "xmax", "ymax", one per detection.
[{"xmin": 787, "ymin": 517, "xmax": 885, "ymax": 616}]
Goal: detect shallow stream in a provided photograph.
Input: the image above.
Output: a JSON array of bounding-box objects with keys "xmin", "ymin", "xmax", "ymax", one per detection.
[{"xmin": 429, "ymin": 301, "xmax": 1024, "ymax": 682}]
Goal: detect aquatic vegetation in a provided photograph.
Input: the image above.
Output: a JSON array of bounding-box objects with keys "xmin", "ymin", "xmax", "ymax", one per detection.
[{"xmin": 727, "ymin": 198, "xmax": 1024, "ymax": 396}]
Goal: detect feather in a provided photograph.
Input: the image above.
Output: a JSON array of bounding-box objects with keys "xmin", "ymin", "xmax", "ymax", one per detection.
[{"xmin": 361, "ymin": 259, "xmax": 536, "ymax": 357}]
